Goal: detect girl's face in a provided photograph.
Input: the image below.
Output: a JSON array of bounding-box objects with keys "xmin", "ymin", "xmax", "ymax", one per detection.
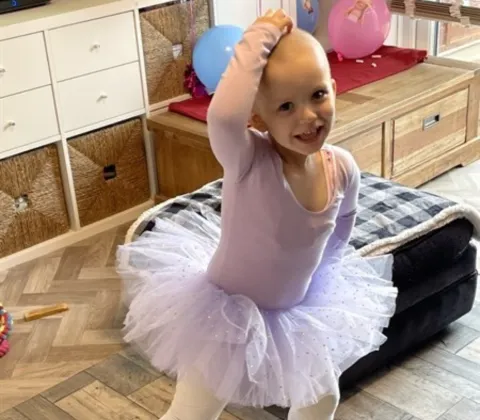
[{"xmin": 254, "ymin": 53, "xmax": 336, "ymax": 157}]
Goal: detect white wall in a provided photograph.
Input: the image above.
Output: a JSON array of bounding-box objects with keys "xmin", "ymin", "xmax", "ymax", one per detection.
[
  {"xmin": 312, "ymin": 0, "xmax": 334, "ymax": 50},
  {"xmin": 385, "ymin": 14, "xmax": 399, "ymax": 46}
]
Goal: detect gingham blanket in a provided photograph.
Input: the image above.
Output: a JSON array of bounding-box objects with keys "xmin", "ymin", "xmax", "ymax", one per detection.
[{"xmin": 126, "ymin": 173, "xmax": 480, "ymax": 256}]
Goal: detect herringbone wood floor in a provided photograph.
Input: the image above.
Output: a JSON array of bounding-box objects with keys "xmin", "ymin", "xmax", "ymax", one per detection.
[
  {"xmin": 0, "ymin": 224, "xmax": 130, "ymax": 412},
  {"xmin": 0, "ymin": 162, "xmax": 479, "ymax": 420}
]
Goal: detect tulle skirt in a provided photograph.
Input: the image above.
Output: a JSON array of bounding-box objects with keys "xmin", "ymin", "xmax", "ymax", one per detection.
[{"xmin": 116, "ymin": 209, "xmax": 397, "ymax": 408}]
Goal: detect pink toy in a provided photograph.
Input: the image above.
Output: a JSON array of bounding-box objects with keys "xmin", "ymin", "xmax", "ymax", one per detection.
[
  {"xmin": 0, "ymin": 303, "xmax": 12, "ymax": 358},
  {"xmin": 0, "ymin": 339, "xmax": 9, "ymax": 357},
  {"xmin": 328, "ymin": 0, "xmax": 391, "ymax": 59},
  {"xmin": 184, "ymin": 64, "xmax": 208, "ymax": 98}
]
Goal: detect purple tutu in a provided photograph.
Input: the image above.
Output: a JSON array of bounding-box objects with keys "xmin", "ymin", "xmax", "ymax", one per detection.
[{"xmin": 116, "ymin": 209, "xmax": 397, "ymax": 408}]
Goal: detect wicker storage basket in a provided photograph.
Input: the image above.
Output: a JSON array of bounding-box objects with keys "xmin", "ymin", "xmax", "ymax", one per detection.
[
  {"xmin": 0, "ymin": 145, "xmax": 70, "ymax": 258},
  {"xmin": 68, "ymin": 118, "xmax": 150, "ymax": 226},
  {"xmin": 140, "ymin": 0, "xmax": 210, "ymax": 105}
]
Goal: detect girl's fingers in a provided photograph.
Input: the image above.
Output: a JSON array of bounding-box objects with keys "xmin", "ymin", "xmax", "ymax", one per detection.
[
  {"xmin": 257, "ymin": 8, "xmax": 293, "ymax": 33},
  {"xmin": 284, "ymin": 16, "xmax": 294, "ymax": 32},
  {"xmin": 273, "ymin": 8, "xmax": 287, "ymax": 18}
]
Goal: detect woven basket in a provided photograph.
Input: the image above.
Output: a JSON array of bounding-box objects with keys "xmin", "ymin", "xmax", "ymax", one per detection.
[
  {"xmin": 0, "ymin": 145, "xmax": 70, "ymax": 258},
  {"xmin": 68, "ymin": 118, "xmax": 150, "ymax": 226},
  {"xmin": 140, "ymin": 0, "xmax": 210, "ymax": 105}
]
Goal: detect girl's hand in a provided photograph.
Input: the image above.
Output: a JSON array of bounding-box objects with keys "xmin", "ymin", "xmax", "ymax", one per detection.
[{"xmin": 254, "ymin": 9, "xmax": 294, "ymax": 34}]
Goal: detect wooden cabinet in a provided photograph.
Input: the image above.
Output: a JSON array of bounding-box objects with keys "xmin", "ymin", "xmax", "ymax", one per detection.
[
  {"xmin": 329, "ymin": 56, "xmax": 480, "ymax": 187},
  {"xmin": 148, "ymin": 56, "xmax": 480, "ymax": 202},
  {"xmin": 148, "ymin": 112, "xmax": 222, "ymax": 200}
]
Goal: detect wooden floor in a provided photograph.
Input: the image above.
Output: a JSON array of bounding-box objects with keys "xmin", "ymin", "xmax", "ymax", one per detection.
[{"xmin": 0, "ymin": 161, "xmax": 479, "ymax": 420}]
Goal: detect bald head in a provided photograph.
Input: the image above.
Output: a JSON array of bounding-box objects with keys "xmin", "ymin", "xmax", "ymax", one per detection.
[
  {"xmin": 271, "ymin": 28, "xmax": 326, "ymax": 60},
  {"xmin": 263, "ymin": 28, "xmax": 330, "ymax": 86},
  {"xmin": 253, "ymin": 28, "xmax": 332, "ymax": 115}
]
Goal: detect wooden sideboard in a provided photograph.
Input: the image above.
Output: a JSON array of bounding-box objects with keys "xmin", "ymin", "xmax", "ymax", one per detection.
[{"xmin": 148, "ymin": 56, "xmax": 480, "ymax": 202}]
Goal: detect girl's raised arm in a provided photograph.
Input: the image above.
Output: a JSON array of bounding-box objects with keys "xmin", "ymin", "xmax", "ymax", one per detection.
[{"xmin": 207, "ymin": 11, "xmax": 292, "ymax": 179}]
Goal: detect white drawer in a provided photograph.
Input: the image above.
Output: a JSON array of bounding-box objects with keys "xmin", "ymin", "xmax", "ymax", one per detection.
[
  {"xmin": 49, "ymin": 12, "xmax": 139, "ymax": 81},
  {"xmin": 1, "ymin": 86, "xmax": 59, "ymax": 153},
  {"xmin": 0, "ymin": 33, "xmax": 51, "ymax": 98},
  {"xmin": 57, "ymin": 62, "xmax": 144, "ymax": 133}
]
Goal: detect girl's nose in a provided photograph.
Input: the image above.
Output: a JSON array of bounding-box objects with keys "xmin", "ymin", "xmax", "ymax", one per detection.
[{"xmin": 300, "ymin": 107, "xmax": 317, "ymax": 123}]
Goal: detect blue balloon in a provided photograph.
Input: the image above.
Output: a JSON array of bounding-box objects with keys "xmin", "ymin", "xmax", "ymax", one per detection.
[
  {"xmin": 193, "ymin": 25, "xmax": 244, "ymax": 94},
  {"xmin": 296, "ymin": 0, "xmax": 319, "ymax": 33}
]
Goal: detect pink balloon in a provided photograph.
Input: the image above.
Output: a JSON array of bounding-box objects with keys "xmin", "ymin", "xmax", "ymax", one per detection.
[{"xmin": 328, "ymin": 0, "xmax": 391, "ymax": 59}]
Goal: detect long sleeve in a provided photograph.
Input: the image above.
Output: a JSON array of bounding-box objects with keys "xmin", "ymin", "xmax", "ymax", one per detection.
[
  {"xmin": 330, "ymin": 148, "xmax": 361, "ymax": 247},
  {"xmin": 206, "ymin": 23, "xmax": 283, "ymax": 179},
  {"xmin": 335, "ymin": 160, "xmax": 361, "ymax": 244}
]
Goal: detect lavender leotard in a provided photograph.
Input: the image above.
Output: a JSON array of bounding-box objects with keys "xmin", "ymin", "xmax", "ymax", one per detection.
[{"xmin": 206, "ymin": 23, "xmax": 359, "ymax": 310}]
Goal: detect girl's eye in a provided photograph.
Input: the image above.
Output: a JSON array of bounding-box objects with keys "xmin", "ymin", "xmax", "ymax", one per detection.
[
  {"xmin": 279, "ymin": 102, "xmax": 294, "ymax": 112},
  {"xmin": 313, "ymin": 90, "xmax": 327, "ymax": 100}
]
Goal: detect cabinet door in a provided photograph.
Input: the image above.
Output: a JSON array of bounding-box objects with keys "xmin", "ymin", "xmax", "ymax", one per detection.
[
  {"xmin": 0, "ymin": 86, "xmax": 59, "ymax": 154},
  {"xmin": 0, "ymin": 33, "xmax": 51, "ymax": 98}
]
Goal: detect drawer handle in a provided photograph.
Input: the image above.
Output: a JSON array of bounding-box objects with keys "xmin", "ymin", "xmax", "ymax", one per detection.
[
  {"xmin": 98, "ymin": 93, "xmax": 108, "ymax": 101},
  {"xmin": 423, "ymin": 113, "xmax": 440, "ymax": 130},
  {"xmin": 103, "ymin": 164, "xmax": 117, "ymax": 181},
  {"xmin": 91, "ymin": 43, "xmax": 101, "ymax": 51},
  {"xmin": 4, "ymin": 120, "xmax": 16, "ymax": 129},
  {"xmin": 0, "ymin": 67, "xmax": 5, "ymax": 74}
]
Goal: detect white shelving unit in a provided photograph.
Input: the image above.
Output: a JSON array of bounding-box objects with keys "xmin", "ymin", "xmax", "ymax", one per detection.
[{"xmin": 0, "ymin": 0, "xmax": 186, "ymax": 269}]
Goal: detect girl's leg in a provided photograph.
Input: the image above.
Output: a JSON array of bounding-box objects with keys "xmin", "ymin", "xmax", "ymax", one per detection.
[
  {"xmin": 288, "ymin": 392, "xmax": 340, "ymax": 420},
  {"xmin": 160, "ymin": 370, "xmax": 228, "ymax": 420}
]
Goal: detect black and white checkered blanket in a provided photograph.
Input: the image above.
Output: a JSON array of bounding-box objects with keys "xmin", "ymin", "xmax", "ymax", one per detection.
[{"xmin": 126, "ymin": 173, "xmax": 480, "ymax": 256}]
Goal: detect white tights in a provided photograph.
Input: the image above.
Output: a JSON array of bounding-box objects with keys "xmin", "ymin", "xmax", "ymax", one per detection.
[{"xmin": 160, "ymin": 370, "xmax": 339, "ymax": 420}]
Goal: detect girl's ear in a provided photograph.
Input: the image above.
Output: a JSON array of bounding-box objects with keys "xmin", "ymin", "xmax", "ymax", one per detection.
[
  {"xmin": 331, "ymin": 78, "xmax": 337, "ymax": 95},
  {"xmin": 250, "ymin": 114, "xmax": 268, "ymax": 132}
]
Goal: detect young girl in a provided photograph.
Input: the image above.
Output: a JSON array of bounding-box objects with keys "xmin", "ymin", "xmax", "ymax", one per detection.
[{"xmin": 117, "ymin": 9, "xmax": 397, "ymax": 420}]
